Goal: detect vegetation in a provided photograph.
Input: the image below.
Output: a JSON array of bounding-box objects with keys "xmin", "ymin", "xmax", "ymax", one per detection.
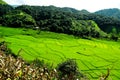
[
  {"xmin": 57, "ymin": 59, "xmax": 85, "ymax": 79},
  {"xmin": 94, "ymin": 8, "xmax": 120, "ymax": 35},
  {"xmin": 76, "ymin": 13, "xmax": 120, "ymax": 35},
  {"xmin": 1, "ymin": 4, "xmax": 120, "ymax": 37},
  {"xmin": 0, "ymin": 0, "xmax": 7, "ymax": 4},
  {"xmin": 0, "ymin": 2, "xmax": 120, "ymax": 80},
  {"xmin": 2, "ymin": 10, "xmax": 37, "ymax": 28},
  {"xmin": 70, "ymin": 20, "xmax": 106, "ymax": 38},
  {"xmin": 0, "ymin": 41, "xmax": 86, "ymax": 80},
  {"xmin": 15, "ymin": 5, "xmax": 120, "ymax": 36},
  {"xmin": 0, "ymin": 42, "xmax": 57, "ymax": 80},
  {"xmin": 0, "ymin": 4, "xmax": 13, "ymax": 17},
  {"xmin": 95, "ymin": 8, "xmax": 120, "ymax": 20},
  {"xmin": 0, "ymin": 26, "xmax": 119, "ymax": 79}
]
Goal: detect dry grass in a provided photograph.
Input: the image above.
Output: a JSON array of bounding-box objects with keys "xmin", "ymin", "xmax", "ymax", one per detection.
[
  {"xmin": 0, "ymin": 54, "xmax": 58, "ymax": 80},
  {"xmin": 0, "ymin": 42, "xmax": 58, "ymax": 80}
]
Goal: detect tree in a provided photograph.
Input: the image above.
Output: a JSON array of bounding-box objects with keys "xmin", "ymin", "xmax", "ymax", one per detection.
[
  {"xmin": 0, "ymin": 4, "xmax": 13, "ymax": 16},
  {"xmin": 2, "ymin": 10, "xmax": 37, "ymax": 28},
  {"xmin": 57, "ymin": 59, "xmax": 82, "ymax": 80}
]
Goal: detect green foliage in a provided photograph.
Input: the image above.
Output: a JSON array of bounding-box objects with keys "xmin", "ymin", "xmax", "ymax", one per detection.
[
  {"xmin": 37, "ymin": 19, "xmax": 106, "ymax": 38},
  {"xmin": 58, "ymin": 59, "xmax": 78, "ymax": 75},
  {"xmin": 0, "ymin": 41, "xmax": 13, "ymax": 55},
  {"xmin": 0, "ymin": 4, "xmax": 13, "ymax": 16},
  {"xmin": 57, "ymin": 59, "xmax": 83, "ymax": 79},
  {"xmin": 77, "ymin": 13, "xmax": 120, "ymax": 35},
  {"xmin": 110, "ymin": 34, "xmax": 118, "ymax": 41},
  {"xmin": 70, "ymin": 20, "xmax": 106, "ymax": 38},
  {"xmin": 2, "ymin": 10, "xmax": 37, "ymax": 28},
  {"xmin": 1, "ymin": 5, "xmax": 120, "ymax": 37},
  {"xmin": 0, "ymin": 0, "xmax": 7, "ymax": 4},
  {"xmin": 95, "ymin": 8, "xmax": 120, "ymax": 20},
  {"xmin": 15, "ymin": 5, "xmax": 120, "ymax": 37},
  {"xmin": 15, "ymin": 5, "xmax": 75, "ymax": 20},
  {"xmin": 32, "ymin": 59, "xmax": 45, "ymax": 67},
  {"xmin": 38, "ymin": 19, "xmax": 72, "ymax": 33}
]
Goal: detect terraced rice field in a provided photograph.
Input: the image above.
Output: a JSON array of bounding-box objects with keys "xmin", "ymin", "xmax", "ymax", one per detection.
[{"xmin": 1, "ymin": 26, "xmax": 120, "ymax": 79}]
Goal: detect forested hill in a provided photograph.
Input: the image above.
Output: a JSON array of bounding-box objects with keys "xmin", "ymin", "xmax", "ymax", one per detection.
[
  {"xmin": 95, "ymin": 8, "xmax": 120, "ymax": 20},
  {"xmin": 1, "ymin": 4, "xmax": 120, "ymax": 39},
  {"xmin": 14, "ymin": 5, "xmax": 120, "ymax": 35},
  {"xmin": 59, "ymin": 7, "xmax": 90, "ymax": 14}
]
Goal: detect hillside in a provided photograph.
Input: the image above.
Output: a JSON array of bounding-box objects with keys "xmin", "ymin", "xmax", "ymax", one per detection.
[
  {"xmin": 61, "ymin": 7, "xmax": 90, "ymax": 14},
  {"xmin": 0, "ymin": 4, "xmax": 120, "ymax": 37},
  {"xmin": 15, "ymin": 5, "xmax": 120, "ymax": 36},
  {"xmin": 37, "ymin": 19, "xmax": 106, "ymax": 38},
  {"xmin": 2, "ymin": 10, "xmax": 37, "ymax": 28},
  {"xmin": 0, "ymin": 4, "xmax": 107, "ymax": 38},
  {"xmin": 0, "ymin": 0, "xmax": 7, "ymax": 4},
  {"xmin": 0, "ymin": 26, "xmax": 120, "ymax": 79},
  {"xmin": 95, "ymin": 8, "xmax": 120, "ymax": 20},
  {"xmin": 0, "ymin": 4, "xmax": 13, "ymax": 17},
  {"xmin": 70, "ymin": 20, "xmax": 106, "ymax": 37}
]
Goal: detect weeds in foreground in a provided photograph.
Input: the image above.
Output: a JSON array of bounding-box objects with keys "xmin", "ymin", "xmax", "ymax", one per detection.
[
  {"xmin": 0, "ymin": 42, "xmax": 58, "ymax": 80},
  {"xmin": 99, "ymin": 68, "xmax": 110, "ymax": 80}
]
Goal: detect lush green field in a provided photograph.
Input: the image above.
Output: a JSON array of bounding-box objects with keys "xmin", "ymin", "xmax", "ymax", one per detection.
[{"xmin": 1, "ymin": 26, "xmax": 120, "ymax": 79}]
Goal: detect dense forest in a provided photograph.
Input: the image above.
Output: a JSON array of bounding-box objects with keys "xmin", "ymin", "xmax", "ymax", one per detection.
[{"xmin": 0, "ymin": 4, "xmax": 120, "ymax": 39}]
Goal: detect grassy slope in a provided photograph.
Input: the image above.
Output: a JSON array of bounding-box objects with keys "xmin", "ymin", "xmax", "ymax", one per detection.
[
  {"xmin": 0, "ymin": 26, "xmax": 120, "ymax": 79},
  {"xmin": 0, "ymin": 0, "xmax": 7, "ymax": 4}
]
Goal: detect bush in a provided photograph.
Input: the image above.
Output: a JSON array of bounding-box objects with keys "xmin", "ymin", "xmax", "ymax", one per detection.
[
  {"xmin": 0, "ymin": 41, "xmax": 16, "ymax": 57},
  {"xmin": 57, "ymin": 59, "xmax": 84, "ymax": 80},
  {"xmin": 110, "ymin": 34, "xmax": 118, "ymax": 41}
]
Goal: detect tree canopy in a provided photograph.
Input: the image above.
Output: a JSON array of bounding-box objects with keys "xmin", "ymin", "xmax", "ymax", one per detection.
[
  {"xmin": 0, "ymin": 4, "xmax": 13, "ymax": 16},
  {"xmin": 2, "ymin": 10, "xmax": 37, "ymax": 28},
  {"xmin": 1, "ymin": 5, "xmax": 120, "ymax": 38}
]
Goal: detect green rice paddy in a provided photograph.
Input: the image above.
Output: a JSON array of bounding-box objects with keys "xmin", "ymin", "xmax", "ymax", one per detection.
[{"xmin": 0, "ymin": 26, "xmax": 120, "ymax": 79}]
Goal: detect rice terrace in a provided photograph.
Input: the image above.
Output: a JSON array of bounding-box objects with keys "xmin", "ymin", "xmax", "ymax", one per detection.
[
  {"xmin": 1, "ymin": 0, "xmax": 120, "ymax": 79},
  {"xmin": 0, "ymin": 26, "xmax": 120, "ymax": 79}
]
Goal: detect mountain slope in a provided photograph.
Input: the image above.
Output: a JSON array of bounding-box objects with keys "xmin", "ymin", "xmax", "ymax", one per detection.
[
  {"xmin": 61, "ymin": 7, "xmax": 90, "ymax": 14},
  {"xmin": 2, "ymin": 10, "xmax": 37, "ymax": 28},
  {"xmin": 1, "ymin": 4, "xmax": 120, "ymax": 36},
  {"xmin": 95, "ymin": 8, "xmax": 120, "ymax": 19}
]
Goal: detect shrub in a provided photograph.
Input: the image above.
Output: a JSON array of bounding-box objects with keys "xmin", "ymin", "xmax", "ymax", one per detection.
[
  {"xmin": 110, "ymin": 34, "xmax": 118, "ymax": 41},
  {"xmin": 57, "ymin": 59, "xmax": 84, "ymax": 80}
]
